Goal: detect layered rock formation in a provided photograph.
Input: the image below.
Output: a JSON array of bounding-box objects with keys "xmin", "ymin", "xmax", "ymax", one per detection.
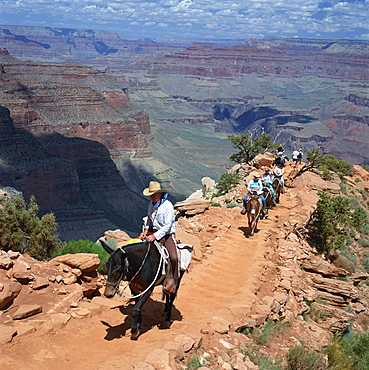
[{"xmin": 0, "ymin": 49, "xmax": 153, "ymax": 240}]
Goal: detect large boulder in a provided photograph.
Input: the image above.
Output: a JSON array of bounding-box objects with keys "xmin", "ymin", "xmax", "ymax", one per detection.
[
  {"xmin": 99, "ymin": 229, "xmax": 132, "ymax": 247},
  {"xmin": 350, "ymin": 165, "xmax": 369, "ymax": 182},
  {"xmin": 251, "ymin": 152, "xmax": 275, "ymax": 169},
  {"xmin": 52, "ymin": 253, "xmax": 100, "ymax": 273},
  {"xmin": 174, "ymin": 199, "xmax": 211, "ymax": 216}
]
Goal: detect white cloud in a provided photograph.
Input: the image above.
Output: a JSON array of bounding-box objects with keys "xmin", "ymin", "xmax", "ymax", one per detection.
[{"xmin": 1, "ymin": 0, "xmax": 367, "ymax": 40}]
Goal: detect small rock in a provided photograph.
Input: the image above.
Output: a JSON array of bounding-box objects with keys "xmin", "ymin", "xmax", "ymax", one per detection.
[
  {"xmin": 0, "ymin": 325, "xmax": 17, "ymax": 344},
  {"xmin": 33, "ymin": 277, "xmax": 49, "ymax": 290},
  {"xmin": 12, "ymin": 304, "xmax": 42, "ymax": 320},
  {"xmin": 210, "ymin": 316, "xmax": 230, "ymax": 334}
]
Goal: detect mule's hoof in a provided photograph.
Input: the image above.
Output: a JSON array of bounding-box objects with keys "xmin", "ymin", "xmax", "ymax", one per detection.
[
  {"xmin": 158, "ymin": 320, "xmax": 172, "ymax": 330},
  {"xmin": 131, "ymin": 330, "xmax": 140, "ymax": 340},
  {"xmin": 164, "ymin": 279, "xmax": 178, "ymax": 295}
]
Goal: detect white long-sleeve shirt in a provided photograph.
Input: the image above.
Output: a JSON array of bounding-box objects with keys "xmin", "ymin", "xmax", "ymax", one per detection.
[
  {"xmin": 145, "ymin": 199, "xmax": 176, "ymax": 240},
  {"xmin": 247, "ymin": 179, "xmax": 264, "ymax": 195}
]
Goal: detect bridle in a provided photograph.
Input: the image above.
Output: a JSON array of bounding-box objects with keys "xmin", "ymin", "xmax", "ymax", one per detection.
[{"xmin": 105, "ymin": 242, "xmax": 167, "ymax": 299}]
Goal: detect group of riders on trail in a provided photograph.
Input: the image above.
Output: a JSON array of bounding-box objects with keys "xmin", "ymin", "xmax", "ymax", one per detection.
[{"xmin": 241, "ymin": 146, "xmax": 289, "ymax": 218}]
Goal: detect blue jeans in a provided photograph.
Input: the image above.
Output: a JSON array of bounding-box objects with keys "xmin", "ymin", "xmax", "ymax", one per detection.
[{"xmin": 243, "ymin": 194, "xmax": 266, "ymax": 209}]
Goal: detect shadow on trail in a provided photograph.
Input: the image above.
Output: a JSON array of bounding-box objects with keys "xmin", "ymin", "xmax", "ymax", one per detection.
[
  {"xmin": 101, "ymin": 298, "xmax": 183, "ymax": 340},
  {"xmin": 238, "ymin": 226, "xmax": 259, "ymax": 238}
]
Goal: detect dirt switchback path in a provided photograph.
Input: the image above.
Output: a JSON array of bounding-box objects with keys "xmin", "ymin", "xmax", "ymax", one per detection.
[{"xmin": 1, "ymin": 202, "xmax": 286, "ymax": 370}]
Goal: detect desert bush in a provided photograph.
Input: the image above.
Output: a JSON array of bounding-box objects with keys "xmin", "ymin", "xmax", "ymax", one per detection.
[
  {"xmin": 215, "ymin": 172, "xmax": 240, "ymax": 195},
  {"xmin": 320, "ymin": 154, "xmax": 351, "ymax": 179},
  {"xmin": 245, "ymin": 318, "xmax": 291, "ymax": 346},
  {"xmin": 227, "ymin": 132, "xmax": 277, "ymax": 164},
  {"xmin": 301, "ymin": 149, "xmax": 351, "ymax": 181},
  {"xmin": 285, "ymin": 346, "xmax": 326, "ymax": 370},
  {"xmin": 308, "ymin": 192, "xmax": 368, "ymax": 254},
  {"xmin": 186, "ymin": 351, "xmax": 204, "ymax": 369},
  {"xmin": 210, "ymin": 202, "xmax": 221, "ymax": 207},
  {"xmin": 331, "ymin": 331, "xmax": 369, "ymax": 370},
  {"xmin": 362, "ymin": 253, "xmax": 369, "ymax": 273},
  {"xmin": 240, "ymin": 343, "xmax": 282, "ymax": 370},
  {"xmin": 54, "ymin": 239, "xmax": 110, "ymax": 274},
  {"xmin": 339, "ymin": 246, "xmax": 358, "ymax": 265},
  {"xmin": 339, "ymin": 183, "xmax": 347, "ymax": 195},
  {"xmin": 0, "ymin": 195, "xmax": 65, "ymax": 259},
  {"xmin": 358, "ymin": 238, "xmax": 369, "ymax": 248}
]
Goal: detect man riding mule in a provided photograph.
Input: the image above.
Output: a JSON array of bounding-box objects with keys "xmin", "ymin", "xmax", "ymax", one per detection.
[
  {"xmin": 139, "ymin": 181, "xmax": 179, "ymax": 295},
  {"xmin": 241, "ymin": 173, "xmax": 268, "ymax": 218},
  {"xmin": 100, "ymin": 238, "xmax": 183, "ymax": 340}
]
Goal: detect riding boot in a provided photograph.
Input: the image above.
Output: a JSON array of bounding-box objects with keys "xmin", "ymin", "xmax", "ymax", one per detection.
[
  {"xmin": 240, "ymin": 201, "xmax": 247, "ymax": 215},
  {"xmin": 263, "ymin": 208, "xmax": 268, "ymax": 218}
]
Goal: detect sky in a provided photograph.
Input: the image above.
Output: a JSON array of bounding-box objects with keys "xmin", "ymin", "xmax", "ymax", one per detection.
[{"xmin": 1, "ymin": 0, "xmax": 368, "ymax": 41}]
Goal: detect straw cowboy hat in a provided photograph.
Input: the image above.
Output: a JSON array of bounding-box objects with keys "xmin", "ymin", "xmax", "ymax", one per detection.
[{"xmin": 143, "ymin": 181, "xmax": 167, "ymax": 196}]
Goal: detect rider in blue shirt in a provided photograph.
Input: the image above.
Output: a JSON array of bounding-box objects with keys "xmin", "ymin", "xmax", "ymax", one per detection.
[{"xmin": 241, "ymin": 173, "xmax": 268, "ymax": 217}]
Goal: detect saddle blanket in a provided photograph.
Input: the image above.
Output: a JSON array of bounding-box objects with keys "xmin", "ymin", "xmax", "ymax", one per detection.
[{"xmin": 177, "ymin": 243, "xmax": 193, "ymax": 271}]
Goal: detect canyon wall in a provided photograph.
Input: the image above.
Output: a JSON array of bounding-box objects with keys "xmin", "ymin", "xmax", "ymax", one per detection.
[{"xmin": 1, "ymin": 26, "xmax": 369, "ymax": 241}]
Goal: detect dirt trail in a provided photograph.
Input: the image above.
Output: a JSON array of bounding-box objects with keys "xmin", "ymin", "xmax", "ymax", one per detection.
[{"xmin": 1, "ymin": 190, "xmax": 295, "ymax": 370}]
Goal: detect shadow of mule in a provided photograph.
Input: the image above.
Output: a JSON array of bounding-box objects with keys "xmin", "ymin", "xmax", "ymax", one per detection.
[{"xmin": 101, "ymin": 297, "xmax": 182, "ymax": 340}]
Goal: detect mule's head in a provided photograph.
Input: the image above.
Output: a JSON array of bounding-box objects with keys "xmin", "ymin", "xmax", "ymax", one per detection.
[{"xmin": 100, "ymin": 240, "xmax": 127, "ymax": 298}]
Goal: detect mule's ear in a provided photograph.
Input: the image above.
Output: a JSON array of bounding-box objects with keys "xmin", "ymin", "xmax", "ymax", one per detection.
[{"xmin": 99, "ymin": 239, "xmax": 114, "ymax": 255}]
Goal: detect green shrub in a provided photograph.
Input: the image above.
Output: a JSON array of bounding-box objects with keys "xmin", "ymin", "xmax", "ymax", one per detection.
[
  {"xmin": 54, "ymin": 239, "xmax": 110, "ymax": 274},
  {"xmin": 360, "ymin": 224, "xmax": 369, "ymax": 236},
  {"xmin": 362, "ymin": 253, "xmax": 369, "ymax": 273},
  {"xmin": 210, "ymin": 202, "xmax": 221, "ymax": 207},
  {"xmin": 246, "ymin": 318, "xmax": 291, "ymax": 346},
  {"xmin": 215, "ymin": 172, "xmax": 240, "ymax": 195},
  {"xmin": 337, "ymin": 331, "xmax": 369, "ymax": 370},
  {"xmin": 285, "ymin": 346, "xmax": 326, "ymax": 370},
  {"xmin": 358, "ymin": 239, "xmax": 369, "ymax": 248},
  {"xmin": 186, "ymin": 352, "xmax": 203, "ymax": 369},
  {"xmin": 0, "ymin": 195, "xmax": 65, "ymax": 259},
  {"xmin": 228, "ymin": 132, "xmax": 277, "ymax": 165},
  {"xmin": 339, "ymin": 183, "xmax": 348, "ymax": 195},
  {"xmin": 240, "ymin": 343, "xmax": 282, "ymax": 370},
  {"xmin": 308, "ymin": 192, "xmax": 368, "ymax": 254},
  {"xmin": 320, "ymin": 154, "xmax": 351, "ymax": 179},
  {"xmin": 340, "ymin": 246, "xmax": 358, "ymax": 265}
]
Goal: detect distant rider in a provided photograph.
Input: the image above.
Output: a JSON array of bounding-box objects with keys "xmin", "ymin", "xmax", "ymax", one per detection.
[
  {"xmin": 274, "ymin": 145, "xmax": 288, "ymax": 167},
  {"xmin": 274, "ymin": 164, "xmax": 285, "ymax": 193}
]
